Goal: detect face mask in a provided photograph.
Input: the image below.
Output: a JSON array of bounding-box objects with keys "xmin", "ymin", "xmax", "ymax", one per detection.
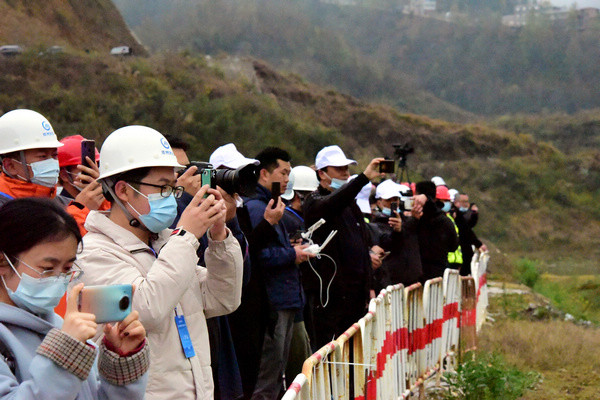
[
  {"xmin": 235, "ymin": 194, "xmax": 244, "ymax": 208},
  {"xmin": 382, "ymin": 207, "xmax": 392, "ymax": 216},
  {"xmin": 459, "ymin": 207, "xmax": 469, "ymax": 212},
  {"xmin": 18, "ymin": 158, "xmax": 60, "ymax": 188},
  {"xmin": 1, "ymin": 254, "xmax": 69, "ymax": 315},
  {"xmin": 442, "ymin": 201, "xmax": 452, "ymax": 213},
  {"xmin": 323, "ymin": 172, "xmax": 347, "ymax": 191},
  {"xmin": 128, "ymin": 185, "xmax": 178, "ymax": 233},
  {"xmin": 66, "ymin": 171, "xmax": 83, "ymax": 192}
]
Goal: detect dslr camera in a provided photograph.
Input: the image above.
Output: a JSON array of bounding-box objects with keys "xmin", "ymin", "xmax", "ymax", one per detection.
[{"xmin": 181, "ymin": 161, "xmax": 259, "ymax": 196}]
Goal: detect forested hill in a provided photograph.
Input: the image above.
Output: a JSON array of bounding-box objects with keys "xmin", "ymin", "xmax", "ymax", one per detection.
[
  {"xmin": 0, "ymin": 0, "xmax": 146, "ymax": 55},
  {"xmin": 114, "ymin": 0, "xmax": 600, "ymax": 117}
]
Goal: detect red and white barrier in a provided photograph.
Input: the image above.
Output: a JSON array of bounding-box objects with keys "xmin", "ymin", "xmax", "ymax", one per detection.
[
  {"xmin": 283, "ymin": 266, "xmax": 485, "ymax": 400},
  {"xmin": 472, "ymin": 251, "xmax": 489, "ymax": 332},
  {"xmin": 442, "ymin": 269, "xmax": 462, "ymax": 371}
]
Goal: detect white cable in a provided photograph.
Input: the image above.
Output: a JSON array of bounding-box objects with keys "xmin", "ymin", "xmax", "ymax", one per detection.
[{"xmin": 307, "ymin": 251, "xmax": 337, "ymax": 308}]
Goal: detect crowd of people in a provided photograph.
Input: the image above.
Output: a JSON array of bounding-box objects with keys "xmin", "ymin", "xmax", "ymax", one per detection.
[{"xmin": 0, "ymin": 108, "xmax": 486, "ymax": 400}]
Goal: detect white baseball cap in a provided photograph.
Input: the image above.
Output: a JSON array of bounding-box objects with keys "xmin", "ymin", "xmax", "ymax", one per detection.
[
  {"xmin": 315, "ymin": 145, "xmax": 357, "ymax": 170},
  {"xmin": 375, "ymin": 179, "xmax": 402, "ymax": 200},
  {"xmin": 350, "ymin": 175, "xmax": 373, "ymax": 214},
  {"xmin": 209, "ymin": 143, "xmax": 259, "ymax": 169}
]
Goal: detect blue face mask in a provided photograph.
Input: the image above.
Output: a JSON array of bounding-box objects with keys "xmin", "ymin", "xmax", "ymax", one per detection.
[
  {"xmin": 1, "ymin": 254, "xmax": 69, "ymax": 315},
  {"xmin": 442, "ymin": 201, "xmax": 452, "ymax": 213},
  {"xmin": 382, "ymin": 207, "xmax": 392, "ymax": 216},
  {"xmin": 459, "ymin": 207, "xmax": 469, "ymax": 212},
  {"xmin": 18, "ymin": 158, "xmax": 60, "ymax": 188},
  {"xmin": 329, "ymin": 177, "xmax": 348, "ymax": 190},
  {"xmin": 129, "ymin": 185, "xmax": 178, "ymax": 233}
]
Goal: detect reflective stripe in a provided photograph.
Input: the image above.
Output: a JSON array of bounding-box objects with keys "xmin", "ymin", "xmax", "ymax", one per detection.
[{"xmin": 446, "ymin": 214, "xmax": 463, "ymax": 264}]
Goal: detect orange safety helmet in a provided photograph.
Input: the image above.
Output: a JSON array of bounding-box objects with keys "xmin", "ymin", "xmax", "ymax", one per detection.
[
  {"xmin": 436, "ymin": 185, "xmax": 451, "ymax": 201},
  {"xmin": 58, "ymin": 135, "xmax": 100, "ymax": 168}
]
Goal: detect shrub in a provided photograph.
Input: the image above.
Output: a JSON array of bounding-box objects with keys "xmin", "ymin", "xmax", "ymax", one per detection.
[
  {"xmin": 515, "ymin": 258, "xmax": 540, "ymax": 288},
  {"xmin": 444, "ymin": 352, "xmax": 540, "ymax": 400}
]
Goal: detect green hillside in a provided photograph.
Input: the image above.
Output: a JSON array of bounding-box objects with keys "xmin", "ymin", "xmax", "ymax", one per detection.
[
  {"xmin": 114, "ymin": 0, "xmax": 600, "ymax": 116},
  {"xmin": 0, "ymin": 0, "xmax": 146, "ymax": 55},
  {"xmin": 2, "ymin": 49, "xmax": 600, "ymax": 274}
]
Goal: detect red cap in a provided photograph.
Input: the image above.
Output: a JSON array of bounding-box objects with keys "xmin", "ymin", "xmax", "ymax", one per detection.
[
  {"xmin": 436, "ymin": 185, "xmax": 451, "ymax": 201},
  {"xmin": 58, "ymin": 135, "xmax": 100, "ymax": 167}
]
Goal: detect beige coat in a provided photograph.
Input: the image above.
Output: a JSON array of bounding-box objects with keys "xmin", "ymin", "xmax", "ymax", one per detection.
[{"xmin": 78, "ymin": 211, "xmax": 243, "ymax": 400}]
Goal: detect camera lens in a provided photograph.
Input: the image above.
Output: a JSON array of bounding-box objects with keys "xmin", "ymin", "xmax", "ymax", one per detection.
[{"xmin": 119, "ymin": 296, "xmax": 130, "ymax": 310}]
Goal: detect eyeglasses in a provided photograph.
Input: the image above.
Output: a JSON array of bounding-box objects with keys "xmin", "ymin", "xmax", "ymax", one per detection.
[
  {"xmin": 128, "ymin": 181, "xmax": 185, "ymax": 199},
  {"xmin": 18, "ymin": 259, "xmax": 84, "ymax": 282}
]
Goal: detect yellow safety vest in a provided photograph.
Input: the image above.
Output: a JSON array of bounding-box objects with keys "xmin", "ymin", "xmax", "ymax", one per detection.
[{"xmin": 446, "ymin": 214, "xmax": 463, "ymax": 264}]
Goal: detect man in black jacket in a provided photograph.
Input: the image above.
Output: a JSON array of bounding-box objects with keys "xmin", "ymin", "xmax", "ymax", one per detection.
[
  {"xmin": 303, "ymin": 145, "xmax": 384, "ymax": 348},
  {"xmin": 414, "ymin": 181, "xmax": 460, "ymax": 282},
  {"xmin": 454, "ymin": 192, "xmax": 487, "ymax": 276}
]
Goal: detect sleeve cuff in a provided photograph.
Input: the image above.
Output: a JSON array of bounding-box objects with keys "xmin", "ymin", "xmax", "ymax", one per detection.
[
  {"xmin": 98, "ymin": 338, "xmax": 150, "ymax": 386},
  {"xmin": 36, "ymin": 328, "xmax": 96, "ymax": 381}
]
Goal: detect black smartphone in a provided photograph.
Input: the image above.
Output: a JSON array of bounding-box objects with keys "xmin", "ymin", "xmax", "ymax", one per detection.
[
  {"xmin": 379, "ymin": 159, "xmax": 395, "ymax": 173},
  {"xmin": 390, "ymin": 201, "xmax": 398, "ymax": 215},
  {"xmin": 271, "ymin": 182, "xmax": 280, "ymax": 208},
  {"xmin": 80, "ymin": 140, "xmax": 96, "ymax": 175}
]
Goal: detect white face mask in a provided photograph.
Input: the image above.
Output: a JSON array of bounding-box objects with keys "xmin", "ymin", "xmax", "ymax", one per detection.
[
  {"xmin": 324, "ymin": 172, "xmax": 348, "ymax": 190},
  {"xmin": 16, "ymin": 158, "xmax": 60, "ymax": 188}
]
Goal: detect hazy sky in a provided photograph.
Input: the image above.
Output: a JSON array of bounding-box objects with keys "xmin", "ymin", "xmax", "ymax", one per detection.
[{"xmin": 548, "ymin": 0, "xmax": 600, "ymax": 7}]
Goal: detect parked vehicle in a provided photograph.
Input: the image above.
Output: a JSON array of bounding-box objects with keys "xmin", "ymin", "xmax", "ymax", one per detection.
[
  {"xmin": 0, "ymin": 45, "xmax": 23, "ymax": 56},
  {"xmin": 110, "ymin": 46, "xmax": 132, "ymax": 56}
]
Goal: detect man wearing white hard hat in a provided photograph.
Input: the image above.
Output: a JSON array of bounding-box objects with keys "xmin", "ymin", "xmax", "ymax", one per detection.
[
  {"xmin": 77, "ymin": 126, "xmax": 243, "ymax": 400},
  {"xmin": 0, "ymin": 109, "xmax": 105, "ymax": 234},
  {"xmin": 303, "ymin": 145, "xmax": 385, "ymax": 349}
]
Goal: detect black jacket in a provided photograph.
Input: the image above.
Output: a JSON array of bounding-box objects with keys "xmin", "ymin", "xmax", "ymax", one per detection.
[
  {"xmin": 416, "ymin": 199, "xmax": 459, "ymax": 282},
  {"xmin": 303, "ymin": 174, "xmax": 373, "ymax": 297},
  {"xmin": 369, "ymin": 212, "xmax": 422, "ymax": 289},
  {"xmin": 454, "ymin": 209, "xmax": 483, "ymax": 276}
]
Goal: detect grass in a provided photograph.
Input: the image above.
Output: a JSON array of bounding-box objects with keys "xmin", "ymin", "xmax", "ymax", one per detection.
[
  {"xmin": 479, "ymin": 283, "xmax": 600, "ymax": 399},
  {"xmin": 534, "ymin": 274, "xmax": 600, "ymax": 324}
]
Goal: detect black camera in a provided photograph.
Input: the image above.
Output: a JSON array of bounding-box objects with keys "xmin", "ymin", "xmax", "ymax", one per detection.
[
  {"xmin": 393, "ymin": 143, "xmax": 414, "ymax": 166},
  {"xmin": 181, "ymin": 161, "xmax": 259, "ymax": 196}
]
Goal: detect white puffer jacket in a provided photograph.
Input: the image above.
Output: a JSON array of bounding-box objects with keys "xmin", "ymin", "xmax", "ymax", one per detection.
[{"xmin": 78, "ymin": 211, "xmax": 243, "ymax": 400}]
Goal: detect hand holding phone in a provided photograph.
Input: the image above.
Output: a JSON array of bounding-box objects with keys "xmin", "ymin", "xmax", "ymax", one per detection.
[
  {"xmin": 379, "ymin": 159, "xmax": 395, "ymax": 173},
  {"xmin": 78, "ymin": 284, "xmax": 133, "ymax": 324}
]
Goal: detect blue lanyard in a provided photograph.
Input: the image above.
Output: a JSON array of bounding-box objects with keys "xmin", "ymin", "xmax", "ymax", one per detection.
[{"xmin": 285, "ymin": 206, "xmax": 304, "ymax": 223}]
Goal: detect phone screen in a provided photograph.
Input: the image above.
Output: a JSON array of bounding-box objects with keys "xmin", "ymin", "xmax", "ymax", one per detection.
[
  {"xmin": 379, "ymin": 160, "xmax": 395, "ymax": 173},
  {"xmin": 80, "ymin": 140, "xmax": 96, "ymax": 175},
  {"xmin": 271, "ymin": 182, "xmax": 280, "ymax": 208}
]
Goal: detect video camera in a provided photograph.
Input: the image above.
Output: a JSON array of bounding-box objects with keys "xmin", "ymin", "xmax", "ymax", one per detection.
[
  {"xmin": 180, "ymin": 161, "xmax": 259, "ymax": 196},
  {"xmin": 393, "ymin": 143, "xmax": 414, "ymax": 167}
]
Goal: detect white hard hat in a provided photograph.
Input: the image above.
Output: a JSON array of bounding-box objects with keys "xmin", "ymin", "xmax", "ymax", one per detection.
[
  {"xmin": 431, "ymin": 176, "xmax": 446, "ymax": 187},
  {"xmin": 281, "ymin": 165, "xmax": 318, "ymax": 200},
  {"xmin": 375, "ymin": 179, "xmax": 402, "ymax": 200},
  {"xmin": 315, "ymin": 145, "xmax": 356, "ymax": 170},
  {"xmin": 0, "ymin": 109, "xmax": 63, "ymax": 154},
  {"xmin": 98, "ymin": 125, "xmax": 184, "ymax": 180}
]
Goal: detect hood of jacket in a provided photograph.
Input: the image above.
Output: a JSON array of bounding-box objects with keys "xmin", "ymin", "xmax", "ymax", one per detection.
[
  {"xmin": 0, "ymin": 302, "xmax": 60, "ymax": 334},
  {"xmin": 84, "ymin": 210, "xmax": 172, "ymax": 254}
]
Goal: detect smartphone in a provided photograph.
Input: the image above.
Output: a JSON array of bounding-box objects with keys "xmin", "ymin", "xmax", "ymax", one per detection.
[
  {"xmin": 80, "ymin": 140, "xmax": 96, "ymax": 175},
  {"xmin": 78, "ymin": 284, "xmax": 132, "ymax": 324},
  {"xmin": 271, "ymin": 182, "xmax": 280, "ymax": 208},
  {"xmin": 379, "ymin": 159, "xmax": 395, "ymax": 173},
  {"xmin": 404, "ymin": 197, "xmax": 414, "ymax": 211},
  {"xmin": 390, "ymin": 201, "xmax": 398, "ymax": 215}
]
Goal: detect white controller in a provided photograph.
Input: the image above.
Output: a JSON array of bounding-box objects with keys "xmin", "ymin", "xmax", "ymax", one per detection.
[{"xmin": 305, "ymin": 244, "xmax": 322, "ymax": 255}]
